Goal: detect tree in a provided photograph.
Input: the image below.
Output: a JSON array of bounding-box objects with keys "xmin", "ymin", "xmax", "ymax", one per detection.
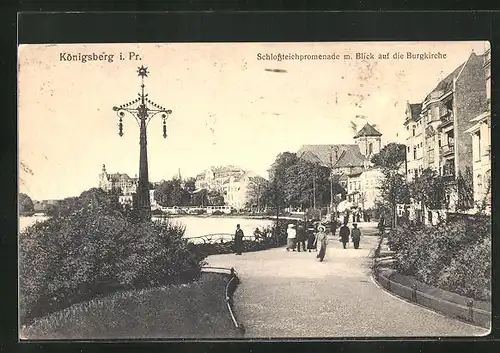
[
  {"xmin": 267, "ymin": 152, "xmax": 299, "ymax": 212},
  {"xmin": 245, "ymin": 176, "xmax": 269, "ymax": 211},
  {"xmin": 409, "ymin": 168, "xmax": 446, "ymax": 211},
  {"xmin": 284, "ymin": 159, "xmax": 333, "ymax": 209},
  {"xmin": 19, "ymin": 193, "xmax": 34, "ymax": 214},
  {"xmin": 457, "ymin": 167, "xmax": 474, "ymax": 211},
  {"xmin": 378, "ymin": 169, "xmax": 410, "ymax": 227},
  {"xmin": 371, "ymin": 143, "xmax": 407, "ymax": 171}
]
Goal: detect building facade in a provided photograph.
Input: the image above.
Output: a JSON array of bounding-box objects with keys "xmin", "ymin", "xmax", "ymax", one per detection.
[
  {"xmin": 98, "ymin": 164, "xmax": 138, "ymax": 206},
  {"xmin": 466, "ymin": 47, "xmax": 491, "ymax": 210},
  {"xmin": 194, "ymin": 166, "xmax": 246, "ymax": 193},
  {"xmin": 405, "ymin": 51, "xmax": 488, "ymax": 211},
  {"xmin": 194, "ymin": 166, "xmax": 265, "ymax": 211},
  {"xmin": 346, "ymin": 168, "xmax": 384, "ymax": 211}
]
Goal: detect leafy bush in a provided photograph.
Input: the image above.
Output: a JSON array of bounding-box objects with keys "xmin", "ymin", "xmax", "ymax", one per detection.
[
  {"xmin": 387, "ymin": 215, "xmax": 491, "ymax": 300},
  {"xmin": 19, "ymin": 189, "xmax": 206, "ymax": 325}
]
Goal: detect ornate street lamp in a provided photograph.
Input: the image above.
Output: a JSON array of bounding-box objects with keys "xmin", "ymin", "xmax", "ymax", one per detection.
[{"xmin": 112, "ymin": 65, "xmax": 172, "ymax": 221}]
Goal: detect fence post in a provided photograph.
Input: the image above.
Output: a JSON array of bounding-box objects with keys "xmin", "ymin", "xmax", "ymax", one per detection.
[
  {"xmin": 411, "ymin": 283, "xmax": 417, "ymax": 302},
  {"xmin": 467, "ymin": 299, "xmax": 474, "ymax": 322}
]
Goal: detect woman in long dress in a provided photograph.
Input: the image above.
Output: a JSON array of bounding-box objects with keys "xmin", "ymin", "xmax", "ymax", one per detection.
[{"xmin": 315, "ymin": 225, "xmax": 328, "ymax": 262}]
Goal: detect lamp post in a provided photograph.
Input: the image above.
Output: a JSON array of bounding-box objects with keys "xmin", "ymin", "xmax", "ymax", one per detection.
[
  {"xmin": 112, "ymin": 65, "xmax": 172, "ymax": 221},
  {"xmin": 329, "ymin": 146, "xmax": 339, "ymax": 214}
]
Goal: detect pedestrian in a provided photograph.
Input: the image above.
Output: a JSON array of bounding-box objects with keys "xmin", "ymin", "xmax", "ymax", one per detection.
[
  {"xmin": 286, "ymin": 224, "xmax": 296, "ymax": 251},
  {"xmin": 339, "ymin": 222, "xmax": 350, "ymax": 249},
  {"xmin": 234, "ymin": 224, "xmax": 244, "ymax": 255},
  {"xmin": 253, "ymin": 227, "xmax": 261, "ymax": 242},
  {"xmin": 351, "ymin": 223, "xmax": 361, "ymax": 249},
  {"xmin": 306, "ymin": 223, "xmax": 317, "ymax": 252},
  {"xmin": 330, "ymin": 217, "xmax": 338, "ymax": 236},
  {"xmin": 315, "ymin": 225, "xmax": 328, "ymax": 262},
  {"xmin": 296, "ymin": 223, "xmax": 307, "ymax": 252},
  {"xmin": 378, "ymin": 217, "xmax": 385, "ymax": 236}
]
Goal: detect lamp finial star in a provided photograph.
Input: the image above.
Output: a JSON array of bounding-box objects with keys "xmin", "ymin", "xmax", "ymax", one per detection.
[{"xmin": 137, "ymin": 65, "xmax": 149, "ymax": 78}]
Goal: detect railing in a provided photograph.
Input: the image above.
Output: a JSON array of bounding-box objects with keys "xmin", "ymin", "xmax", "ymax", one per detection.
[
  {"xmin": 188, "ymin": 233, "xmax": 259, "ymax": 244},
  {"xmin": 440, "ymin": 144, "xmax": 455, "ymax": 156},
  {"xmin": 201, "ymin": 266, "xmax": 245, "ymax": 335},
  {"xmin": 440, "ymin": 110, "xmax": 453, "ymax": 124}
]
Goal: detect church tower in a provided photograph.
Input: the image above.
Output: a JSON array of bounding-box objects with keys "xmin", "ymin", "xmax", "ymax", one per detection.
[
  {"xmin": 99, "ymin": 164, "xmax": 111, "ymax": 191},
  {"xmin": 353, "ymin": 123, "xmax": 382, "ymax": 160}
]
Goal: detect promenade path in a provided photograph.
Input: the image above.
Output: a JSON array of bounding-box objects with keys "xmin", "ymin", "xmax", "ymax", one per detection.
[{"xmin": 206, "ymin": 225, "xmax": 488, "ymax": 338}]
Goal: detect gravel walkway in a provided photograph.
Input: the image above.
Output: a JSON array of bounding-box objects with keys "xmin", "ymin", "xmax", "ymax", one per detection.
[{"xmin": 206, "ymin": 225, "xmax": 488, "ymax": 338}]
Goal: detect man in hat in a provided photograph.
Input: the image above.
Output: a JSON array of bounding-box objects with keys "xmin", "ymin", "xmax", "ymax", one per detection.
[
  {"xmin": 234, "ymin": 224, "xmax": 244, "ymax": 255},
  {"xmin": 339, "ymin": 221, "xmax": 350, "ymax": 249},
  {"xmin": 286, "ymin": 223, "xmax": 297, "ymax": 251},
  {"xmin": 351, "ymin": 223, "xmax": 362, "ymax": 249},
  {"xmin": 296, "ymin": 222, "xmax": 307, "ymax": 252}
]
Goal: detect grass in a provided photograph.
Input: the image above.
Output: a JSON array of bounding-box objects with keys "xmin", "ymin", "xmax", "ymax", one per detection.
[{"xmin": 20, "ymin": 272, "xmax": 239, "ymax": 339}]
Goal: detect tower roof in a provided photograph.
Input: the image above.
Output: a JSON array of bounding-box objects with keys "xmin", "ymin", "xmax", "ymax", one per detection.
[{"xmin": 354, "ymin": 123, "xmax": 382, "ymax": 138}]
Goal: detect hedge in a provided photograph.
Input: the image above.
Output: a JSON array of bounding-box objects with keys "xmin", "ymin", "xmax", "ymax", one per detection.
[
  {"xmin": 19, "ymin": 190, "xmax": 206, "ymax": 325},
  {"xmin": 387, "ymin": 215, "xmax": 491, "ymax": 300}
]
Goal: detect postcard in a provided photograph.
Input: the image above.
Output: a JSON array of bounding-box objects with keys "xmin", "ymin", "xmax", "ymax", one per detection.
[{"xmin": 18, "ymin": 41, "xmax": 491, "ymax": 339}]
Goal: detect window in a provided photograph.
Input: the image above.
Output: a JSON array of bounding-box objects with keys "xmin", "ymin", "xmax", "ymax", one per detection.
[
  {"xmin": 473, "ymin": 132, "xmax": 481, "ymax": 162},
  {"xmin": 407, "ymin": 146, "xmax": 410, "ymax": 153},
  {"xmin": 413, "ymin": 147, "xmax": 417, "ymax": 160},
  {"xmin": 413, "ymin": 128, "xmax": 415, "ymax": 136},
  {"xmin": 368, "ymin": 143, "xmax": 373, "ymax": 155}
]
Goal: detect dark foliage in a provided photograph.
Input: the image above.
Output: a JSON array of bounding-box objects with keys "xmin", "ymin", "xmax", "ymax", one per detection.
[
  {"xmin": 19, "ymin": 189, "xmax": 206, "ymax": 325},
  {"xmin": 387, "ymin": 215, "xmax": 490, "ymax": 300}
]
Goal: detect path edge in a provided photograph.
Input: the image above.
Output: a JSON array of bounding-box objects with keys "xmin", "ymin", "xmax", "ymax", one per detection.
[
  {"xmin": 202, "ymin": 266, "xmax": 246, "ymax": 336},
  {"xmin": 372, "ymin": 262, "xmax": 491, "ymax": 330}
]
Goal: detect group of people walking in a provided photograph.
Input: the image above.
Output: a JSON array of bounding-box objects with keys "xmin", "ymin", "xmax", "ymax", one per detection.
[
  {"xmin": 286, "ymin": 219, "xmax": 363, "ymax": 262},
  {"xmin": 232, "ymin": 218, "xmax": 366, "ymax": 259}
]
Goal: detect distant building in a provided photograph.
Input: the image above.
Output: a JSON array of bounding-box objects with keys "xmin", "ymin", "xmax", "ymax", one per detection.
[
  {"xmin": 194, "ymin": 166, "xmax": 265, "ymax": 210},
  {"xmin": 297, "ymin": 123, "xmax": 382, "ymax": 176},
  {"xmin": 346, "ymin": 168, "xmax": 384, "ymax": 211},
  {"xmin": 98, "ymin": 164, "xmax": 138, "ymax": 206},
  {"xmin": 32, "ymin": 199, "xmax": 59, "ymax": 213},
  {"xmin": 194, "ymin": 165, "xmax": 246, "ymax": 193}
]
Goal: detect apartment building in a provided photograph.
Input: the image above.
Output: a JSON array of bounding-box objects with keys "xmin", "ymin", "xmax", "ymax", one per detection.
[
  {"xmin": 466, "ymin": 47, "xmax": 491, "ymax": 210},
  {"xmin": 405, "ymin": 51, "xmax": 488, "ymax": 211}
]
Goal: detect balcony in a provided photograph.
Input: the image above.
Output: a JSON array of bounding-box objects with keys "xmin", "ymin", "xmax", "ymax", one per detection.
[
  {"xmin": 440, "ymin": 110, "xmax": 453, "ymax": 125},
  {"xmin": 440, "ymin": 144, "xmax": 455, "ymax": 157},
  {"xmin": 441, "ymin": 168, "xmax": 456, "ymax": 183}
]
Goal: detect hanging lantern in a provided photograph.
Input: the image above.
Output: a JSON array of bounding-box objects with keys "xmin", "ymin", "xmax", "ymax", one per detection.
[
  {"xmin": 162, "ymin": 120, "xmax": 167, "ymax": 138},
  {"xmin": 119, "ymin": 117, "xmax": 123, "ymax": 136}
]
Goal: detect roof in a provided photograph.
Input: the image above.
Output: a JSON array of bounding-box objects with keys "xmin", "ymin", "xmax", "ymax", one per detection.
[
  {"xmin": 425, "ymin": 62, "xmax": 465, "ymax": 101},
  {"xmin": 108, "ymin": 173, "xmax": 136, "ymax": 183},
  {"xmin": 409, "ymin": 103, "xmax": 422, "ymax": 120},
  {"xmin": 297, "ymin": 144, "xmax": 360, "ymax": 166},
  {"xmin": 212, "ymin": 165, "xmax": 245, "ymax": 174},
  {"xmin": 332, "ymin": 147, "xmax": 369, "ymax": 169},
  {"xmin": 353, "ymin": 123, "xmax": 382, "ymax": 138},
  {"xmin": 423, "ymin": 53, "xmax": 487, "ymax": 102}
]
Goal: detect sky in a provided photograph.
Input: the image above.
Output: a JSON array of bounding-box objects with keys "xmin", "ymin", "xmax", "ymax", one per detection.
[{"xmin": 18, "ymin": 41, "xmax": 489, "ymax": 200}]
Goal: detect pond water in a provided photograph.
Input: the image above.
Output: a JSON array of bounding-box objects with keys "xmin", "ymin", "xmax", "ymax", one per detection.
[{"xmin": 19, "ymin": 215, "xmax": 274, "ymax": 241}]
